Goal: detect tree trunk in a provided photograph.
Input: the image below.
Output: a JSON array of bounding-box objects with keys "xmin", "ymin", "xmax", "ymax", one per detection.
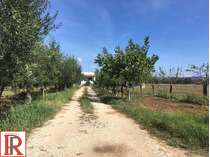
[
  {"xmin": 55, "ymin": 85, "xmax": 58, "ymax": 92},
  {"xmin": 112, "ymin": 83, "xmax": 116, "ymax": 95},
  {"xmin": 26, "ymin": 87, "xmax": 32, "ymax": 102},
  {"xmin": 170, "ymin": 84, "xmax": 172, "ymax": 94},
  {"xmin": 26, "ymin": 92, "xmax": 32, "ymax": 103},
  {"xmin": 152, "ymin": 84, "xmax": 155, "ymax": 95},
  {"xmin": 125, "ymin": 82, "xmax": 128, "ymax": 101},
  {"xmin": 121, "ymin": 83, "xmax": 123, "ymax": 98},
  {"xmin": 117, "ymin": 86, "xmax": 120, "ymax": 96},
  {"xmin": 13, "ymin": 85, "xmax": 17, "ymax": 95},
  {"xmin": 139, "ymin": 83, "xmax": 143, "ymax": 93},
  {"xmin": 0, "ymin": 86, "xmax": 5, "ymax": 97},
  {"xmin": 128, "ymin": 88, "xmax": 131, "ymax": 101},
  {"xmin": 203, "ymin": 84, "xmax": 207, "ymax": 97},
  {"xmin": 203, "ymin": 74, "xmax": 208, "ymax": 97},
  {"xmin": 42, "ymin": 85, "xmax": 45, "ymax": 97}
]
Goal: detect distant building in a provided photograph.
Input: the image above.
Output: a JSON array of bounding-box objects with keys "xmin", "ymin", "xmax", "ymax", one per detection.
[{"xmin": 81, "ymin": 72, "xmax": 96, "ymax": 85}]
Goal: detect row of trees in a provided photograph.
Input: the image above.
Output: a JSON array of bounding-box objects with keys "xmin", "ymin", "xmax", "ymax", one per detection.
[
  {"xmin": 94, "ymin": 37, "xmax": 209, "ymax": 99},
  {"xmin": 157, "ymin": 64, "xmax": 209, "ymax": 96},
  {"xmin": 0, "ymin": 0, "xmax": 83, "ymax": 100},
  {"xmin": 94, "ymin": 36, "xmax": 159, "ymax": 100},
  {"xmin": 11, "ymin": 38, "xmax": 83, "ymax": 98}
]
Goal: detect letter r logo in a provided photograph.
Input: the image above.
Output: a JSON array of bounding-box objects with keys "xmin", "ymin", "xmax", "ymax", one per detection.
[{"xmin": 0, "ymin": 131, "xmax": 26, "ymax": 157}]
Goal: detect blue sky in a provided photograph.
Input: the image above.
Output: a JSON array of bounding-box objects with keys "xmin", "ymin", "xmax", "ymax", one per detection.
[{"xmin": 49, "ymin": 0, "xmax": 209, "ymax": 75}]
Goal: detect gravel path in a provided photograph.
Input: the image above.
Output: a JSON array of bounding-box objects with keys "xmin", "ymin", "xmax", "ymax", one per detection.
[{"xmin": 27, "ymin": 86, "xmax": 187, "ymax": 157}]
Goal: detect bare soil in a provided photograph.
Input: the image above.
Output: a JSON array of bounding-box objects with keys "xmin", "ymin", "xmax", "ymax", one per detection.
[
  {"xmin": 131, "ymin": 94, "xmax": 208, "ymax": 114},
  {"xmin": 27, "ymin": 86, "xmax": 188, "ymax": 157}
]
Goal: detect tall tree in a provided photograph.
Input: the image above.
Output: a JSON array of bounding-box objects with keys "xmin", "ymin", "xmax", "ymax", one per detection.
[
  {"xmin": 0, "ymin": 0, "xmax": 60, "ymax": 97},
  {"xmin": 95, "ymin": 37, "xmax": 159, "ymax": 101}
]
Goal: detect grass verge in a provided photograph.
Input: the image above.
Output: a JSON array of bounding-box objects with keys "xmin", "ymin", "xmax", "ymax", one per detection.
[
  {"xmin": 79, "ymin": 87, "xmax": 94, "ymax": 113},
  {"xmin": 0, "ymin": 86, "xmax": 79, "ymax": 133},
  {"xmin": 93, "ymin": 87, "xmax": 209, "ymax": 154},
  {"xmin": 155, "ymin": 90, "xmax": 209, "ymax": 106}
]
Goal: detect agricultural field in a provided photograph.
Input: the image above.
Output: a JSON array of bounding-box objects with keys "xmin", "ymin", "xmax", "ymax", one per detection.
[
  {"xmin": 130, "ymin": 84, "xmax": 209, "ymax": 114},
  {"xmin": 142, "ymin": 84, "xmax": 209, "ymax": 97}
]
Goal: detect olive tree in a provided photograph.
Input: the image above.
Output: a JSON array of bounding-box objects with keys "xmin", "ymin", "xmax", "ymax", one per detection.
[
  {"xmin": 0, "ymin": 0, "xmax": 60, "ymax": 97},
  {"xmin": 187, "ymin": 63, "xmax": 209, "ymax": 97}
]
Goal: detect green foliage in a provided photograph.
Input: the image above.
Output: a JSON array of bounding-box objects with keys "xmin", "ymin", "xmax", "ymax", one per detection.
[
  {"xmin": 0, "ymin": 35, "xmax": 83, "ymax": 98},
  {"xmin": 0, "ymin": 0, "xmax": 60, "ymax": 94},
  {"xmin": 94, "ymin": 37, "xmax": 159, "ymax": 99},
  {"xmin": 94, "ymin": 87, "xmax": 209, "ymax": 150},
  {"xmin": 0, "ymin": 87, "xmax": 78, "ymax": 132},
  {"xmin": 79, "ymin": 88, "xmax": 94, "ymax": 113},
  {"xmin": 57, "ymin": 54, "xmax": 83, "ymax": 90}
]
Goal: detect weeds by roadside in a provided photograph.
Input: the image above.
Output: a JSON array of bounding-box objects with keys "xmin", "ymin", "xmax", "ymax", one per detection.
[
  {"xmin": 156, "ymin": 91, "xmax": 209, "ymax": 106},
  {"xmin": 0, "ymin": 87, "xmax": 79, "ymax": 133},
  {"xmin": 93, "ymin": 87, "xmax": 209, "ymax": 154},
  {"xmin": 79, "ymin": 88, "xmax": 94, "ymax": 114}
]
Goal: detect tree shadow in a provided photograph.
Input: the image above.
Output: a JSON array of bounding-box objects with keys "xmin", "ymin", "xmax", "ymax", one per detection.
[{"xmin": 99, "ymin": 96, "xmax": 122, "ymax": 104}]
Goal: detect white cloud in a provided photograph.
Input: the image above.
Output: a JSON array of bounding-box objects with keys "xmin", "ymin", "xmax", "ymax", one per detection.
[{"xmin": 77, "ymin": 58, "xmax": 82, "ymax": 62}]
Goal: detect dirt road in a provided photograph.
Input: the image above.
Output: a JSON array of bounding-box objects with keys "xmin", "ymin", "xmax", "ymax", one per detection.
[{"xmin": 27, "ymin": 86, "xmax": 187, "ymax": 157}]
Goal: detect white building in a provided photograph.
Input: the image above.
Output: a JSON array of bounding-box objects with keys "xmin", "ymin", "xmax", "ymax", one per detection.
[{"xmin": 81, "ymin": 72, "xmax": 96, "ymax": 85}]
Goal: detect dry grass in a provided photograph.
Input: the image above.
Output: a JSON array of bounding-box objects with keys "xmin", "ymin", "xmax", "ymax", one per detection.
[{"xmin": 140, "ymin": 84, "xmax": 208, "ymax": 97}]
